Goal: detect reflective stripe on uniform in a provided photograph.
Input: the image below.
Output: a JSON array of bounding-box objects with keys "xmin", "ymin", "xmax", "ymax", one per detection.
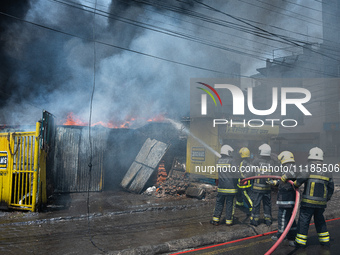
[
  {"xmin": 295, "ymin": 237, "xmax": 307, "ymax": 245},
  {"xmin": 297, "ymin": 233, "xmax": 307, "ymax": 239},
  {"xmin": 318, "ymin": 232, "xmax": 329, "ymax": 237},
  {"xmin": 243, "ymin": 190, "xmax": 253, "ymax": 207},
  {"xmin": 295, "ymin": 234, "xmax": 307, "ymax": 245},
  {"xmin": 213, "ymin": 217, "xmax": 219, "ymax": 222},
  {"xmin": 319, "ymin": 237, "xmax": 330, "ymax": 242},
  {"xmin": 276, "ymin": 201, "xmax": 295, "ymax": 205},
  {"xmin": 301, "ymin": 198, "xmax": 327, "ymax": 205},
  {"xmin": 318, "ymin": 231, "xmax": 330, "ymax": 242},
  {"xmin": 226, "ymin": 219, "xmax": 233, "ymax": 225},
  {"xmin": 253, "ymin": 186, "xmax": 271, "ymax": 191},
  {"xmin": 218, "ymin": 188, "xmax": 238, "ymax": 193},
  {"xmin": 236, "ymin": 201, "xmax": 244, "ymax": 206},
  {"xmin": 310, "ymin": 182, "xmax": 315, "ymax": 197},
  {"xmin": 237, "ymin": 182, "xmax": 252, "ymax": 188},
  {"xmin": 264, "ymin": 213, "xmax": 271, "ymax": 221},
  {"xmin": 309, "ymin": 174, "xmax": 330, "ymax": 181}
]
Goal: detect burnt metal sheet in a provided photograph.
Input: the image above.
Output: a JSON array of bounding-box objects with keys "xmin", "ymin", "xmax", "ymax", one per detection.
[
  {"xmin": 52, "ymin": 126, "xmax": 108, "ymax": 192},
  {"xmin": 121, "ymin": 138, "xmax": 169, "ymax": 193}
]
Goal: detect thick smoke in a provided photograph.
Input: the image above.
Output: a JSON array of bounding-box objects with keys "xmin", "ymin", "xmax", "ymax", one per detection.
[{"xmin": 0, "ymin": 0, "xmax": 323, "ymax": 126}]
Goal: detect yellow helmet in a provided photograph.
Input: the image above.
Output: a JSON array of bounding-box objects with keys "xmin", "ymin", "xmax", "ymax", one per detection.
[
  {"xmin": 239, "ymin": 147, "xmax": 250, "ymax": 158},
  {"xmin": 278, "ymin": 151, "xmax": 295, "ymax": 164}
]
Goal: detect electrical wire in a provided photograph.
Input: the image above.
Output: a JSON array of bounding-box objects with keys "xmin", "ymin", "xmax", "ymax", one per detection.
[
  {"xmin": 190, "ymin": 0, "xmax": 340, "ymax": 63},
  {"xmin": 110, "ymin": 0, "xmax": 334, "ymax": 50},
  {"xmin": 47, "ymin": 0, "xmax": 339, "ymax": 77},
  {"xmin": 0, "ymin": 11, "xmax": 237, "ymax": 76},
  {"xmin": 49, "ymin": 0, "xmax": 278, "ymax": 59}
]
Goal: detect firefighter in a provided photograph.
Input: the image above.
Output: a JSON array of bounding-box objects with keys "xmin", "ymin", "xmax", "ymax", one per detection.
[
  {"xmin": 236, "ymin": 147, "xmax": 253, "ymax": 216},
  {"xmin": 210, "ymin": 145, "xmax": 238, "ymax": 226},
  {"xmin": 250, "ymin": 143, "xmax": 276, "ymax": 226},
  {"xmin": 287, "ymin": 147, "xmax": 334, "ymax": 248},
  {"xmin": 267, "ymin": 151, "xmax": 297, "ymax": 243}
]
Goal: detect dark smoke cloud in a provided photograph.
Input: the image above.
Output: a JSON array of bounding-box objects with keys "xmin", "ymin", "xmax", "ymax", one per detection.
[
  {"xmin": 0, "ymin": 0, "xmax": 31, "ymax": 105},
  {"xmin": 0, "ymin": 0, "xmax": 323, "ymax": 126}
]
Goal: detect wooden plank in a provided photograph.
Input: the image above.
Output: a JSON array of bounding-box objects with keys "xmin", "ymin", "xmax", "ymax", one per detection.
[
  {"xmin": 120, "ymin": 138, "xmax": 154, "ymax": 188},
  {"xmin": 127, "ymin": 165, "xmax": 154, "ymax": 193},
  {"xmin": 120, "ymin": 161, "xmax": 143, "ymax": 189},
  {"xmin": 135, "ymin": 138, "xmax": 157, "ymax": 163},
  {"xmin": 126, "ymin": 139, "xmax": 169, "ymax": 193},
  {"xmin": 143, "ymin": 141, "xmax": 169, "ymax": 168}
]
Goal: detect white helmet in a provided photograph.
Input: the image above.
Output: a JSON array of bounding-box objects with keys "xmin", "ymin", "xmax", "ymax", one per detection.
[
  {"xmin": 308, "ymin": 147, "xmax": 324, "ymax": 161},
  {"xmin": 220, "ymin": 145, "xmax": 234, "ymax": 156},
  {"xmin": 259, "ymin": 143, "xmax": 271, "ymax": 156},
  {"xmin": 278, "ymin": 151, "xmax": 295, "ymax": 164}
]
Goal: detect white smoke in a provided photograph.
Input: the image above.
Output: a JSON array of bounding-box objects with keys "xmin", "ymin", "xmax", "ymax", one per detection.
[{"xmin": 0, "ymin": 0, "xmax": 324, "ymax": 126}]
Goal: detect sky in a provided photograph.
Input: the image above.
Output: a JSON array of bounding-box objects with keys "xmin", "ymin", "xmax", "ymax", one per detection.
[{"xmin": 0, "ymin": 0, "xmax": 324, "ymax": 127}]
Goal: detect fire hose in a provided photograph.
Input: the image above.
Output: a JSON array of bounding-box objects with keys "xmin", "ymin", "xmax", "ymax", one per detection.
[{"xmin": 241, "ymin": 175, "xmax": 300, "ymax": 255}]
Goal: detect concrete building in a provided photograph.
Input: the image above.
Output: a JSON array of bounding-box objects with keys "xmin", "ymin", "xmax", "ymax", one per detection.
[{"xmin": 250, "ymin": 1, "xmax": 340, "ymax": 164}]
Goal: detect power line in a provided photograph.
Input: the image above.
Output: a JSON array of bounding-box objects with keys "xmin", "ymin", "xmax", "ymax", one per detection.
[
  {"xmin": 254, "ymin": 0, "xmax": 323, "ymax": 26},
  {"xmin": 1, "ymin": 1, "xmax": 338, "ymax": 79},
  {"xmin": 56, "ymin": 0, "xmax": 271, "ymax": 58},
  {"xmin": 0, "ymin": 11, "xmax": 240, "ymax": 76},
  {"xmin": 49, "ymin": 0, "xmax": 339, "ymax": 77},
  {"xmin": 190, "ymin": 0, "xmax": 340, "ymax": 63},
  {"xmin": 73, "ymin": 0, "xmax": 340, "ymax": 53}
]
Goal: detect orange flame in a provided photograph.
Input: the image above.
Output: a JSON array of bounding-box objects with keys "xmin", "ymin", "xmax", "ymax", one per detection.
[
  {"xmin": 63, "ymin": 112, "xmax": 87, "ymax": 126},
  {"xmin": 147, "ymin": 114, "xmax": 165, "ymax": 122},
  {"xmin": 62, "ymin": 113, "xmax": 165, "ymax": 129}
]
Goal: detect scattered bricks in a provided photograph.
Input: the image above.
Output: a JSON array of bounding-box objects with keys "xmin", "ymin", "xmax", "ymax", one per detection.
[{"xmin": 156, "ymin": 161, "xmax": 168, "ymax": 186}]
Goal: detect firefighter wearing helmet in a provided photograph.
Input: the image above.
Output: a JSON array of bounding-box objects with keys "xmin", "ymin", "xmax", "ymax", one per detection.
[
  {"xmin": 210, "ymin": 145, "xmax": 238, "ymax": 226},
  {"xmin": 235, "ymin": 147, "xmax": 253, "ymax": 216},
  {"xmin": 250, "ymin": 143, "xmax": 276, "ymax": 226},
  {"xmin": 267, "ymin": 151, "xmax": 297, "ymax": 244},
  {"xmin": 285, "ymin": 147, "xmax": 334, "ymax": 248}
]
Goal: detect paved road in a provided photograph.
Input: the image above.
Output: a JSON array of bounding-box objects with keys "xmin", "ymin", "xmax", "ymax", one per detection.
[
  {"xmin": 0, "ymin": 189, "xmax": 339, "ymax": 255},
  {"xmin": 174, "ymin": 218, "xmax": 340, "ymax": 255}
]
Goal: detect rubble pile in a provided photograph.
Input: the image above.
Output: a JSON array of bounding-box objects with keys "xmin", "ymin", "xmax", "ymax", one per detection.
[
  {"xmin": 143, "ymin": 157, "xmax": 217, "ymax": 199},
  {"xmin": 155, "ymin": 161, "xmax": 167, "ymax": 186},
  {"xmin": 154, "ymin": 170, "xmax": 190, "ymax": 198},
  {"xmin": 144, "ymin": 170, "xmax": 217, "ymax": 200}
]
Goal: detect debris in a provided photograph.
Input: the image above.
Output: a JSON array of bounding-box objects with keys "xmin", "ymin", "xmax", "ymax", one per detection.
[
  {"xmin": 121, "ymin": 138, "xmax": 170, "ymax": 193},
  {"xmin": 156, "ymin": 161, "xmax": 167, "ymax": 186},
  {"xmin": 144, "ymin": 186, "xmax": 156, "ymax": 196},
  {"xmin": 185, "ymin": 187, "xmax": 206, "ymax": 199}
]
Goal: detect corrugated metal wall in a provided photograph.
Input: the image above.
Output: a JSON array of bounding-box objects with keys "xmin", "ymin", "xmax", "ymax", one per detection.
[{"xmin": 52, "ymin": 126, "xmax": 108, "ymax": 192}]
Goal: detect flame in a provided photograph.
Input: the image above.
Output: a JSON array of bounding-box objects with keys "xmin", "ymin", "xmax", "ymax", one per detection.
[
  {"xmin": 63, "ymin": 112, "xmax": 87, "ymax": 126},
  {"xmin": 62, "ymin": 113, "xmax": 165, "ymax": 128},
  {"xmin": 147, "ymin": 114, "xmax": 165, "ymax": 122}
]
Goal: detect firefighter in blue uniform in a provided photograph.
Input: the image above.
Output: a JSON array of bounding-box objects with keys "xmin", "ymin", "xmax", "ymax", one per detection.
[
  {"xmin": 283, "ymin": 147, "xmax": 334, "ymax": 248},
  {"xmin": 210, "ymin": 145, "xmax": 238, "ymax": 226},
  {"xmin": 267, "ymin": 151, "xmax": 297, "ymax": 243},
  {"xmin": 236, "ymin": 147, "xmax": 253, "ymax": 216},
  {"xmin": 250, "ymin": 143, "xmax": 276, "ymax": 226}
]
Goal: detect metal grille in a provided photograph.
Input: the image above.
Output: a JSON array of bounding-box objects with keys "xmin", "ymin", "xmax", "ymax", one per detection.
[
  {"xmin": 0, "ymin": 122, "xmax": 41, "ymax": 212},
  {"xmin": 10, "ymin": 134, "xmax": 37, "ymax": 210}
]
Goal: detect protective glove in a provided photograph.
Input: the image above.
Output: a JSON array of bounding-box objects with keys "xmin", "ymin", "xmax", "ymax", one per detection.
[
  {"xmin": 266, "ymin": 180, "xmax": 278, "ymax": 186},
  {"xmin": 281, "ymin": 174, "xmax": 288, "ymax": 182}
]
